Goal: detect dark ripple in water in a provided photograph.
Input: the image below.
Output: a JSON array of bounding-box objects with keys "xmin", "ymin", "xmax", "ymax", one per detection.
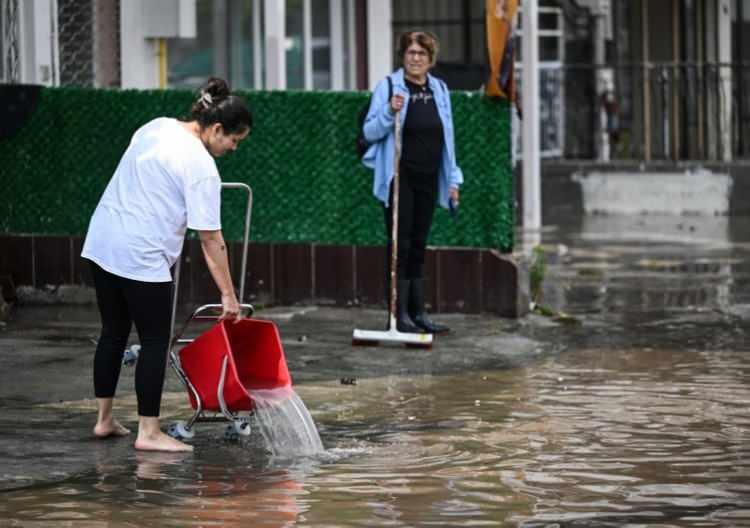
[{"xmin": 501, "ymin": 347, "xmax": 750, "ymax": 527}]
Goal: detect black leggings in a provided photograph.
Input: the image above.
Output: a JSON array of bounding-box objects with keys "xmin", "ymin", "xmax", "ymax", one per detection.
[
  {"xmin": 90, "ymin": 262, "xmax": 172, "ymax": 417},
  {"xmin": 384, "ymin": 166, "xmax": 438, "ymax": 279}
]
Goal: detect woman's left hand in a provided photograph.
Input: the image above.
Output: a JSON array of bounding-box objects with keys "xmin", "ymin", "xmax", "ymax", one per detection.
[{"xmin": 220, "ymin": 292, "xmax": 242, "ymax": 322}]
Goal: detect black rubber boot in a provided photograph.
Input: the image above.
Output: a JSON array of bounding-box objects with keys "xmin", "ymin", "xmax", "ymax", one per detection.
[
  {"xmin": 396, "ymin": 279, "xmax": 422, "ymax": 333},
  {"xmin": 409, "ymin": 278, "xmax": 450, "ymax": 334}
]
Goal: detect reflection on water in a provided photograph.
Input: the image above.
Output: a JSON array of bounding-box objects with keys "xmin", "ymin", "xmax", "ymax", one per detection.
[
  {"xmin": 541, "ymin": 214, "xmax": 750, "ymax": 317},
  {"xmin": 502, "ymin": 348, "xmax": 750, "ymax": 526},
  {"xmin": 2, "ymin": 216, "xmax": 750, "ymax": 526}
]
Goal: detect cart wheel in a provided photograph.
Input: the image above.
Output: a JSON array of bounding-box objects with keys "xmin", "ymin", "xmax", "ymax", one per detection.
[
  {"xmin": 405, "ymin": 342, "xmax": 432, "ymax": 349},
  {"xmin": 224, "ymin": 424, "xmax": 239, "ymax": 441},
  {"xmin": 167, "ymin": 421, "xmax": 195, "ymax": 440},
  {"xmin": 233, "ymin": 418, "xmax": 252, "ymax": 436},
  {"xmin": 122, "ymin": 344, "xmax": 141, "ymax": 366},
  {"xmin": 352, "ymin": 338, "xmax": 378, "ymax": 347}
]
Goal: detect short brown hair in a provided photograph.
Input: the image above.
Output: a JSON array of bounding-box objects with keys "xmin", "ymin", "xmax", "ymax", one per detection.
[{"xmin": 397, "ymin": 31, "xmax": 439, "ymax": 66}]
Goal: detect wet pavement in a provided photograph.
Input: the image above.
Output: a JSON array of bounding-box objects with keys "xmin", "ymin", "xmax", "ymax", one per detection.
[
  {"xmin": 1, "ymin": 213, "xmax": 749, "ymax": 526},
  {"xmin": 0, "ymin": 300, "xmax": 542, "ymax": 493}
]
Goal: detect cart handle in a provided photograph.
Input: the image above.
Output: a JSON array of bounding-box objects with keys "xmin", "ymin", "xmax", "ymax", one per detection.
[
  {"xmin": 172, "ymin": 303, "xmax": 255, "ymax": 345},
  {"xmin": 221, "ymin": 183, "xmax": 253, "ymax": 304},
  {"xmin": 169, "ymin": 183, "xmax": 253, "ymax": 345}
]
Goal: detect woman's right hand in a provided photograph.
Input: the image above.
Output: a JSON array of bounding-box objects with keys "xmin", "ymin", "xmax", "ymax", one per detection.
[
  {"xmin": 220, "ymin": 292, "xmax": 242, "ymax": 322},
  {"xmin": 390, "ymin": 94, "xmax": 405, "ymax": 114}
]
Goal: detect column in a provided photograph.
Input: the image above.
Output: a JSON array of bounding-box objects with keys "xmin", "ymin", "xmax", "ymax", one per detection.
[
  {"xmin": 366, "ymin": 0, "xmax": 391, "ymax": 89},
  {"xmin": 264, "ymin": 0, "xmax": 286, "ymax": 89},
  {"xmin": 717, "ymin": 0, "xmax": 732, "ymax": 161},
  {"xmin": 120, "ymin": 0, "xmax": 159, "ymax": 88},
  {"xmin": 330, "ymin": 0, "xmax": 344, "ymax": 90},
  {"xmin": 522, "ymin": 0, "xmax": 541, "ymax": 235}
]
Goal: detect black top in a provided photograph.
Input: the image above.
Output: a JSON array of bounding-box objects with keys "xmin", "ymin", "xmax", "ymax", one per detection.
[{"xmin": 401, "ymin": 78, "xmax": 444, "ymax": 175}]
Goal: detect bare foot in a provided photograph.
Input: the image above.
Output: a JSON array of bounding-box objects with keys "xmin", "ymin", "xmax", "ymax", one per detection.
[
  {"xmin": 134, "ymin": 431, "xmax": 194, "ymax": 452},
  {"xmin": 93, "ymin": 418, "xmax": 131, "ymax": 438}
]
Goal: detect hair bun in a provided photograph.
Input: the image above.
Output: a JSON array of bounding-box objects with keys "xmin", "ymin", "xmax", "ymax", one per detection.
[
  {"xmin": 202, "ymin": 77, "xmax": 230, "ymax": 99},
  {"xmin": 189, "ymin": 76, "xmax": 252, "ymax": 135}
]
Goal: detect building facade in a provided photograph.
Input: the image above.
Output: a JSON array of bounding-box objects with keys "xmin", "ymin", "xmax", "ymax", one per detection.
[{"xmin": 1, "ymin": 0, "xmax": 747, "ymax": 164}]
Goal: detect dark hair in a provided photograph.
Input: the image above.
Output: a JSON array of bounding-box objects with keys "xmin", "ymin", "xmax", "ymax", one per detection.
[
  {"xmin": 190, "ymin": 77, "xmax": 252, "ymax": 135},
  {"xmin": 397, "ymin": 30, "xmax": 440, "ymax": 66}
]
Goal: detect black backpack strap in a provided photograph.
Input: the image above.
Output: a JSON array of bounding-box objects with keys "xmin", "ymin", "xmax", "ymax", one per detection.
[{"xmin": 386, "ymin": 76, "xmax": 392, "ymax": 101}]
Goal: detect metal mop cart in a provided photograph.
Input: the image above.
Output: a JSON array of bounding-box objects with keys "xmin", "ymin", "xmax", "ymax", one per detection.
[{"xmin": 162, "ymin": 183, "xmax": 291, "ymax": 442}]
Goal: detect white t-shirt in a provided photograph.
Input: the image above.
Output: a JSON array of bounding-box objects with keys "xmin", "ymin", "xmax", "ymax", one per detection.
[{"xmin": 82, "ymin": 117, "xmax": 222, "ymax": 282}]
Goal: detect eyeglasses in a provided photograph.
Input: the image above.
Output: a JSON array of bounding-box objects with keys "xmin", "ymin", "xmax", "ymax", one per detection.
[{"xmin": 406, "ymin": 50, "xmax": 429, "ymax": 59}]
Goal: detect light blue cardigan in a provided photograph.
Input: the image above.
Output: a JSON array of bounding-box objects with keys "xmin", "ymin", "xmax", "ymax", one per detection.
[{"xmin": 361, "ymin": 68, "xmax": 463, "ymax": 209}]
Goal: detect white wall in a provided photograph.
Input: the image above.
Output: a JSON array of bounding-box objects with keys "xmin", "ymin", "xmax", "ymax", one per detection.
[
  {"xmin": 573, "ymin": 169, "xmax": 733, "ymax": 215},
  {"xmin": 120, "ymin": 0, "xmax": 159, "ymax": 88},
  {"xmin": 120, "ymin": 0, "xmax": 196, "ymax": 89}
]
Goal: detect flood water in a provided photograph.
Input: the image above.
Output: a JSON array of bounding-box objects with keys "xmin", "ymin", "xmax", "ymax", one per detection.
[{"xmin": 2, "ymin": 215, "xmax": 750, "ymax": 527}]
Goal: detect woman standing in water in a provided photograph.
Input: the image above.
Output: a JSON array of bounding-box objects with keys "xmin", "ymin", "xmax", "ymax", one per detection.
[
  {"xmin": 361, "ymin": 31, "xmax": 463, "ymax": 334},
  {"xmin": 81, "ymin": 77, "xmax": 252, "ymax": 452}
]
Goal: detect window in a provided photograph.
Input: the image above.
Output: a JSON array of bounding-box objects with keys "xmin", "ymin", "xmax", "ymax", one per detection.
[
  {"xmin": 311, "ymin": 0, "xmax": 330, "ymax": 89},
  {"xmin": 286, "ymin": 0, "xmax": 304, "ymax": 88},
  {"xmin": 287, "ymin": 0, "xmax": 340, "ymax": 90},
  {"xmin": 515, "ymin": 6, "xmax": 564, "ymax": 158},
  {"xmin": 168, "ymin": 0, "xmax": 263, "ymax": 90},
  {"xmin": 392, "ymin": 0, "xmax": 486, "ymax": 90},
  {"xmin": 168, "ymin": 0, "xmax": 351, "ymax": 91}
]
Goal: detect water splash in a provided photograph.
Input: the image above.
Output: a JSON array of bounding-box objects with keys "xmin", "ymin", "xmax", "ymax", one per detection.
[{"xmin": 251, "ymin": 387, "xmax": 324, "ymax": 457}]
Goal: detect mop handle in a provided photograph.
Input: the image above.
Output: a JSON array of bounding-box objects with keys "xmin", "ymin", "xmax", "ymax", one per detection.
[{"xmin": 389, "ymin": 109, "xmax": 402, "ymax": 323}]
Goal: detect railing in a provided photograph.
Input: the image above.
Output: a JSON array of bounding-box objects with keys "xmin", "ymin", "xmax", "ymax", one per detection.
[
  {"xmin": 0, "ymin": 0, "xmax": 19, "ymax": 84},
  {"xmin": 0, "ymin": 0, "xmax": 119, "ymax": 87},
  {"xmin": 522, "ymin": 62, "xmax": 750, "ymax": 162}
]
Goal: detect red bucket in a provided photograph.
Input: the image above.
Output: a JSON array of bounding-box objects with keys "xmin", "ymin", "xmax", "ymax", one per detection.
[{"xmin": 178, "ymin": 318, "xmax": 292, "ymax": 412}]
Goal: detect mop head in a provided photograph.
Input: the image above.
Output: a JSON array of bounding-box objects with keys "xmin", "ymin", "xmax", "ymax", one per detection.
[{"xmin": 352, "ymin": 316, "xmax": 433, "ymax": 347}]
